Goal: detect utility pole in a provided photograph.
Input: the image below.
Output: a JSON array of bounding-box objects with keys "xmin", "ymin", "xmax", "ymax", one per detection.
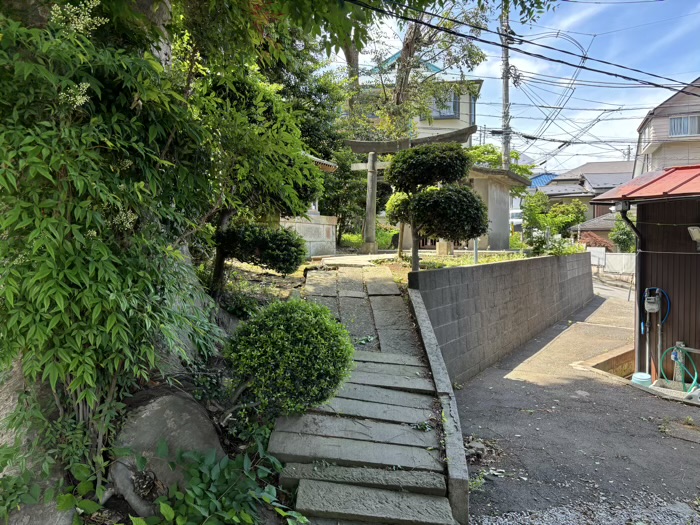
[
  {"xmin": 625, "ymin": 145, "xmax": 631, "ymax": 161},
  {"xmin": 500, "ymin": 0, "xmax": 511, "ymax": 170}
]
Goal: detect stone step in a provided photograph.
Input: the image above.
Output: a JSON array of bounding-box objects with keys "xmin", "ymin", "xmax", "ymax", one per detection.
[
  {"xmin": 313, "ymin": 397, "xmax": 434, "ymax": 425},
  {"xmin": 353, "ymin": 351, "xmax": 424, "ymax": 367},
  {"xmin": 354, "ymin": 361, "xmax": 428, "ymax": 378},
  {"xmin": 307, "ymin": 520, "xmax": 388, "ymax": 525},
  {"xmin": 295, "ymin": 480, "xmax": 455, "ymax": 525},
  {"xmin": 268, "ymin": 433, "xmax": 444, "ymax": 472},
  {"xmin": 306, "ymin": 271, "xmax": 338, "ymax": 297},
  {"xmin": 280, "ymin": 463, "xmax": 446, "ymax": 496},
  {"xmin": 347, "ymin": 372, "xmax": 435, "ymax": 394},
  {"xmin": 275, "ymin": 413, "xmax": 439, "ymax": 448},
  {"xmin": 363, "ymin": 267, "xmax": 401, "ymax": 296},
  {"xmin": 336, "ymin": 383, "xmax": 434, "ymax": 410}
]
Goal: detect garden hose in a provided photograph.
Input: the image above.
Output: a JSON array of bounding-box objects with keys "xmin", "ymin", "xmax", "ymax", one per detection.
[{"xmin": 660, "ymin": 346, "xmax": 699, "ymax": 393}]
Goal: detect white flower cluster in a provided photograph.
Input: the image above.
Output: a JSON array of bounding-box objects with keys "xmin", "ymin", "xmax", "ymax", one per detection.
[
  {"xmin": 104, "ymin": 204, "xmax": 138, "ymax": 233},
  {"xmin": 50, "ymin": 0, "xmax": 107, "ymax": 34},
  {"xmin": 58, "ymin": 82, "xmax": 91, "ymax": 109}
]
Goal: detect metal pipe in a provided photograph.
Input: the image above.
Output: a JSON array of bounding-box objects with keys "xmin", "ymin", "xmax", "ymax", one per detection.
[
  {"xmin": 645, "ymin": 309, "xmax": 651, "ymax": 374},
  {"xmin": 621, "ymin": 208, "xmax": 646, "ymax": 373}
]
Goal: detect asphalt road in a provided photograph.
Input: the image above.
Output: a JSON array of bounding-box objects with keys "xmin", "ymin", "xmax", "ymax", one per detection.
[{"xmin": 458, "ymin": 290, "xmax": 700, "ymax": 521}]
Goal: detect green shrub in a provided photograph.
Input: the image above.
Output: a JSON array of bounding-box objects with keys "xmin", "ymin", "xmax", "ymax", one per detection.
[
  {"xmin": 225, "ymin": 300, "xmax": 354, "ymax": 429},
  {"xmin": 376, "ymin": 228, "xmax": 399, "ymax": 249},
  {"xmin": 509, "ymin": 233, "xmax": 529, "ymax": 250},
  {"xmin": 217, "ymin": 224, "xmax": 306, "ymax": 275},
  {"xmin": 340, "ymin": 232, "xmax": 363, "ymax": 249}
]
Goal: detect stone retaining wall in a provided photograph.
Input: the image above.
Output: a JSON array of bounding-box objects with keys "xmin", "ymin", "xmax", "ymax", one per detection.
[
  {"xmin": 281, "ymin": 214, "xmax": 337, "ymax": 257},
  {"xmin": 408, "ymin": 253, "xmax": 593, "ymax": 383}
]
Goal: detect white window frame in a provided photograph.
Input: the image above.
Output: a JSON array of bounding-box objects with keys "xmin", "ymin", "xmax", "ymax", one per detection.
[{"xmin": 669, "ymin": 115, "xmax": 700, "ymax": 137}]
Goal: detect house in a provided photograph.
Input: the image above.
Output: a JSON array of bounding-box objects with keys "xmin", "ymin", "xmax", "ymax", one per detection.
[
  {"xmin": 366, "ymin": 52, "xmax": 482, "ymax": 147},
  {"xmin": 568, "ymin": 212, "xmax": 618, "ymax": 249},
  {"xmin": 634, "ymin": 77, "xmax": 700, "ymax": 176},
  {"xmin": 592, "ymin": 165, "xmax": 700, "ymax": 385},
  {"xmin": 533, "ymin": 161, "xmax": 634, "ymax": 219}
]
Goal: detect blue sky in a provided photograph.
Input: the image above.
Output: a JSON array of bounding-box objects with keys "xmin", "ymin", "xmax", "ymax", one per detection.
[
  {"xmin": 472, "ymin": 0, "xmax": 700, "ymax": 172},
  {"xmin": 341, "ymin": 0, "xmax": 700, "ymax": 173}
]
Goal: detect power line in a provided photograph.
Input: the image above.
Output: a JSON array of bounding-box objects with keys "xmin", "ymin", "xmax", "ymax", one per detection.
[{"xmin": 375, "ymin": 0, "xmax": 697, "ymax": 93}]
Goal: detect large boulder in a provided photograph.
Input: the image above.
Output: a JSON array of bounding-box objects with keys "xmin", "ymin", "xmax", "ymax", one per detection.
[{"xmin": 108, "ymin": 393, "xmax": 225, "ymax": 516}]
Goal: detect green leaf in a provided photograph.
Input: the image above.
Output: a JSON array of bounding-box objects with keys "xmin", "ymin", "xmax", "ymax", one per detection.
[
  {"xmin": 77, "ymin": 499, "xmax": 101, "ymax": 514},
  {"xmin": 160, "ymin": 501, "xmax": 175, "ymax": 521},
  {"xmin": 70, "ymin": 464, "xmax": 91, "ymax": 482},
  {"xmin": 56, "ymin": 493, "xmax": 77, "ymax": 511},
  {"xmin": 136, "ymin": 455, "xmax": 148, "ymax": 472},
  {"xmin": 130, "ymin": 518, "xmax": 148, "ymax": 525},
  {"xmin": 156, "ymin": 439, "xmax": 169, "ymax": 459}
]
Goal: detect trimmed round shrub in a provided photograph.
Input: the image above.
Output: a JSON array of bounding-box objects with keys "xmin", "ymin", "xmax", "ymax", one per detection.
[
  {"xmin": 386, "ymin": 142, "xmax": 472, "ymax": 193},
  {"xmin": 411, "ymin": 185, "xmax": 489, "ymax": 242},
  {"xmin": 226, "ymin": 299, "xmax": 354, "ymax": 425},
  {"xmin": 217, "ymin": 224, "xmax": 306, "ymax": 275}
]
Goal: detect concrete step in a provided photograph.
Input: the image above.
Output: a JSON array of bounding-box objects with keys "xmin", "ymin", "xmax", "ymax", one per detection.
[
  {"xmin": 281, "ymin": 463, "xmax": 446, "ymax": 496},
  {"xmin": 363, "ymin": 267, "xmax": 401, "ymax": 296},
  {"xmin": 354, "ymin": 361, "xmax": 428, "ymax": 378},
  {"xmin": 353, "ymin": 351, "xmax": 424, "ymax": 367},
  {"xmin": 336, "ymin": 383, "xmax": 434, "ymax": 411},
  {"xmin": 313, "ymin": 397, "xmax": 434, "ymax": 425},
  {"xmin": 307, "ymin": 519, "xmax": 389, "ymax": 525},
  {"xmin": 275, "ymin": 413, "xmax": 439, "ymax": 448},
  {"xmin": 347, "ymin": 372, "xmax": 435, "ymax": 394},
  {"xmin": 295, "ymin": 480, "xmax": 455, "ymax": 525},
  {"xmin": 268, "ymin": 433, "xmax": 444, "ymax": 472}
]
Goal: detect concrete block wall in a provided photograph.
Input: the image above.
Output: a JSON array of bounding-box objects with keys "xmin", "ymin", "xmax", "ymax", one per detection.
[{"xmin": 408, "ymin": 253, "xmax": 593, "ymax": 383}]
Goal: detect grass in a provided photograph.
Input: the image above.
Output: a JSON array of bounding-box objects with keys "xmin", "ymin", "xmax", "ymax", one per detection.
[
  {"xmin": 376, "ymin": 252, "xmax": 527, "ymax": 285},
  {"xmin": 340, "ymin": 228, "xmax": 399, "ymax": 250}
]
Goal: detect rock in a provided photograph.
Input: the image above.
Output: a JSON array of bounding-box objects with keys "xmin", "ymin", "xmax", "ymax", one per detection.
[
  {"xmin": 109, "ymin": 393, "xmax": 225, "ymax": 516},
  {"xmin": 9, "ymin": 502, "xmax": 74, "ymax": 525}
]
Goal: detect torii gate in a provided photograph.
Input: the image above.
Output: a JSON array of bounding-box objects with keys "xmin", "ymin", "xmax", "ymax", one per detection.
[{"xmin": 345, "ymin": 125, "xmax": 477, "ymax": 254}]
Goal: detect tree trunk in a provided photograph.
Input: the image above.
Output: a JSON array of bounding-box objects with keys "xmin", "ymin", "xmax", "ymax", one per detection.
[
  {"xmin": 209, "ymin": 208, "xmax": 234, "ymax": 301},
  {"xmin": 342, "ymin": 41, "xmax": 360, "ymax": 110},
  {"xmin": 398, "ymin": 222, "xmax": 405, "ymax": 259},
  {"xmin": 410, "ymin": 219, "xmax": 420, "ymax": 272},
  {"xmin": 394, "ymin": 23, "xmax": 420, "ymax": 107}
]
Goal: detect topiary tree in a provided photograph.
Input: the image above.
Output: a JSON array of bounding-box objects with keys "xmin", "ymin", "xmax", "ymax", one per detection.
[
  {"xmin": 223, "ymin": 300, "xmax": 354, "ymax": 433},
  {"xmin": 386, "ymin": 142, "xmax": 488, "ymax": 271},
  {"xmin": 213, "ymin": 224, "xmax": 306, "ymax": 295}
]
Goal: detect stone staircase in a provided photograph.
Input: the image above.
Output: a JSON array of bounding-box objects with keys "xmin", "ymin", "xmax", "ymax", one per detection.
[{"xmin": 268, "ymin": 267, "xmax": 458, "ymax": 525}]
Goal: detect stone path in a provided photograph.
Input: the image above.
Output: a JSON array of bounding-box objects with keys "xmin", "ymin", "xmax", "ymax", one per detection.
[{"xmin": 268, "ymin": 266, "xmax": 456, "ymax": 525}]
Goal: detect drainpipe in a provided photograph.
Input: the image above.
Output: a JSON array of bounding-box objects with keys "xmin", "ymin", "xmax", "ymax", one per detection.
[{"xmin": 621, "ymin": 205, "xmax": 644, "ymax": 372}]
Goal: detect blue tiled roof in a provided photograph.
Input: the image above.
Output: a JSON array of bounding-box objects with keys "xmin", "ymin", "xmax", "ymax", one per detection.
[{"xmin": 530, "ymin": 173, "xmax": 557, "ymax": 188}]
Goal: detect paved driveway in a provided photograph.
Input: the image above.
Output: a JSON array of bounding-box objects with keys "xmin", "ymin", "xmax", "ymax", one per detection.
[{"xmin": 457, "ymin": 292, "xmax": 700, "ymax": 523}]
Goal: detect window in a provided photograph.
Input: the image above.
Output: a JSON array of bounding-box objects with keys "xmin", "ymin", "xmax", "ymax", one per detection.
[
  {"xmin": 669, "ymin": 115, "xmax": 700, "ymax": 137},
  {"xmin": 422, "ymin": 91, "xmax": 460, "ymax": 120},
  {"xmin": 470, "ymin": 95, "xmax": 477, "ymax": 126}
]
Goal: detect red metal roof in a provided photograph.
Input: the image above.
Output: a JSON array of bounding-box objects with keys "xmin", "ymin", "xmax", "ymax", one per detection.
[{"xmin": 592, "ymin": 165, "xmax": 700, "ymax": 203}]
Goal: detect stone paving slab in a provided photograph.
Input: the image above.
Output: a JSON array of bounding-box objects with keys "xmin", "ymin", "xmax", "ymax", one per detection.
[
  {"xmin": 307, "ymin": 519, "xmax": 389, "ymax": 525},
  {"xmin": 370, "ymin": 296, "xmax": 413, "ymax": 330},
  {"xmin": 377, "ymin": 329, "xmax": 423, "ymax": 357},
  {"xmin": 281, "ymin": 463, "xmax": 446, "ymax": 495},
  {"xmin": 336, "ymin": 383, "xmax": 435, "ymax": 410},
  {"xmin": 339, "ymin": 296, "xmax": 379, "ymax": 351},
  {"xmin": 364, "ymin": 266, "xmax": 401, "ymax": 296},
  {"xmin": 313, "ymin": 397, "xmax": 434, "ymax": 424},
  {"xmin": 338, "ymin": 290, "xmax": 366, "ymax": 298},
  {"xmin": 295, "ymin": 480, "xmax": 455, "ymax": 525},
  {"xmin": 354, "ymin": 361, "xmax": 429, "ymax": 378},
  {"xmin": 353, "ymin": 350, "xmax": 424, "ymax": 367},
  {"xmin": 268, "ymin": 434, "xmax": 444, "ymax": 472},
  {"xmin": 347, "ymin": 372, "xmax": 435, "ymax": 394},
  {"xmin": 337, "ymin": 267, "xmax": 365, "ymax": 293},
  {"xmin": 305, "ymin": 271, "xmax": 337, "ymax": 297},
  {"xmin": 275, "ymin": 413, "xmax": 438, "ymax": 448},
  {"xmin": 307, "ymin": 295, "xmax": 340, "ymax": 319}
]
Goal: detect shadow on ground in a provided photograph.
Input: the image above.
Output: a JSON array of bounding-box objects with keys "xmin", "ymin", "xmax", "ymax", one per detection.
[{"xmin": 456, "ymin": 293, "xmax": 700, "ymax": 518}]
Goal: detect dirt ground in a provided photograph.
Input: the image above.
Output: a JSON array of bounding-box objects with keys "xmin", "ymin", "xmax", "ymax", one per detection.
[{"xmin": 458, "ymin": 291, "xmax": 700, "ymax": 519}]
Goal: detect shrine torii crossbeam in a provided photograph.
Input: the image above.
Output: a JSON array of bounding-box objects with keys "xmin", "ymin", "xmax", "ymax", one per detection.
[{"xmin": 345, "ymin": 125, "xmax": 477, "ymax": 254}]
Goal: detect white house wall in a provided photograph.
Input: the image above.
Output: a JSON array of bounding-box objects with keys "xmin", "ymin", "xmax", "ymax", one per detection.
[{"xmin": 414, "ymin": 94, "xmax": 473, "ymax": 146}]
